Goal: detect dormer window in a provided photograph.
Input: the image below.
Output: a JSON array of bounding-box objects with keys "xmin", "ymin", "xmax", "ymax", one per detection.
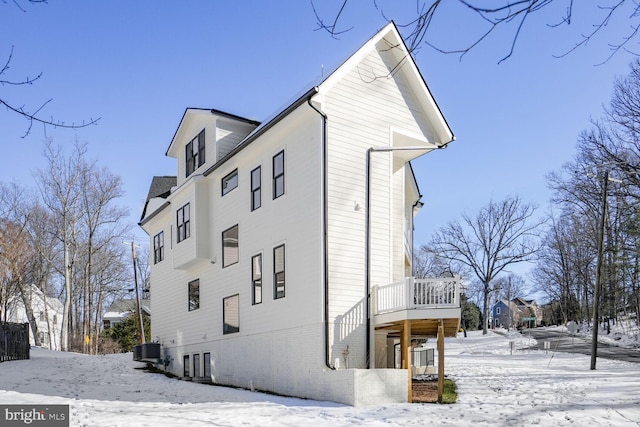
[{"xmin": 186, "ymin": 130, "xmax": 205, "ymax": 177}]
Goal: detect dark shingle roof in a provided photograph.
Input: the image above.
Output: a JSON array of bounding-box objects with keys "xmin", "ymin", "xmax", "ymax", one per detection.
[
  {"xmin": 145, "ymin": 176, "xmax": 176, "ymax": 202},
  {"xmin": 140, "ymin": 176, "xmax": 176, "ymax": 222}
]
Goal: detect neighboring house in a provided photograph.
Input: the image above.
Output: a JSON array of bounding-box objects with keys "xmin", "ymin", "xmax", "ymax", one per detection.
[
  {"xmin": 492, "ymin": 300, "xmax": 520, "ymax": 329},
  {"xmin": 103, "ymin": 299, "xmax": 151, "ymax": 329},
  {"xmin": 512, "ymin": 297, "xmax": 543, "ymax": 326},
  {"xmin": 492, "ymin": 297, "xmax": 542, "ymax": 329},
  {"xmin": 139, "ymin": 22, "xmax": 461, "ymax": 406},
  {"xmin": 4, "ymin": 284, "xmax": 63, "ymax": 351}
]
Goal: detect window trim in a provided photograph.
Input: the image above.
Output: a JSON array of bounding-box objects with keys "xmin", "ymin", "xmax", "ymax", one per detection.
[
  {"xmin": 186, "ymin": 129, "xmax": 206, "ymax": 177},
  {"xmin": 222, "ymin": 224, "xmax": 239, "ymax": 268},
  {"xmin": 153, "ymin": 231, "xmax": 164, "ymax": 264},
  {"xmin": 251, "ymin": 166, "xmax": 261, "ymax": 211},
  {"xmin": 251, "ymin": 253, "xmax": 262, "ymax": 305},
  {"xmin": 183, "ymin": 354, "xmax": 190, "ymax": 377},
  {"xmin": 222, "ymin": 168, "xmax": 239, "ymax": 196},
  {"xmin": 176, "ymin": 203, "xmax": 190, "ymax": 243},
  {"xmin": 274, "ymin": 244, "xmax": 285, "ymax": 299},
  {"xmin": 193, "ymin": 353, "xmax": 201, "ymax": 378},
  {"xmin": 203, "ymin": 352, "xmax": 211, "ymax": 378},
  {"xmin": 223, "ymin": 294, "xmax": 240, "ymax": 335},
  {"xmin": 188, "ymin": 279, "xmax": 200, "ymax": 312},
  {"xmin": 273, "ymin": 150, "xmax": 285, "ymax": 199}
]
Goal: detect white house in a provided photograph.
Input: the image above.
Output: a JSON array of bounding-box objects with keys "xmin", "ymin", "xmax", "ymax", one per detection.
[
  {"xmin": 4, "ymin": 284, "xmax": 64, "ymax": 351},
  {"xmin": 139, "ymin": 22, "xmax": 461, "ymax": 406},
  {"xmin": 103, "ymin": 299, "xmax": 151, "ymax": 329}
]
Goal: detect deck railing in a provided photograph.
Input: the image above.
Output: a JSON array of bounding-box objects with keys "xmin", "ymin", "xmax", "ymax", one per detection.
[{"xmin": 373, "ymin": 276, "xmax": 461, "ymax": 315}]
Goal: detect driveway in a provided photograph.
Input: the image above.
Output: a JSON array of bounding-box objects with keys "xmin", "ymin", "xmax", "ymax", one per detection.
[{"xmin": 524, "ymin": 328, "xmax": 640, "ymax": 364}]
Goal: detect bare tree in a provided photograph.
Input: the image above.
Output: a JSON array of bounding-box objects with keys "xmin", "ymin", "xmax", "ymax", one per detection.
[
  {"xmin": 78, "ymin": 164, "xmax": 129, "ymax": 353},
  {"xmin": 312, "ymin": 1, "xmax": 639, "ymax": 63},
  {"xmin": 430, "ymin": 196, "xmax": 543, "ymax": 334},
  {"xmin": 532, "ymin": 211, "xmax": 597, "ymax": 325},
  {"xmin": 413, "ymin": 245, "xmax": 459, "ymax": 278},
  {"xmin": 1, "ymin": 2, "xmax": 99, "ymax": 136},
  {"xmin": 35, "ymin": 141, "xmax": 85, "ymax": 351}
]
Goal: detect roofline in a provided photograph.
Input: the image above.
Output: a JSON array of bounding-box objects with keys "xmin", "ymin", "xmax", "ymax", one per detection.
[
  {"xmin": 165, "ymin": 108, "xmax": 261, "ymax": 157},
  {"xmin": 203, "ymin": 86, "xmax": 319, "ymax": 177},
  {"xmin": 388, "ymin": 20, "xmax": 455, "ymax": 145},
  {"xmin": 139, "ymin": 200, "xmax": 170, "ymax": 227}
]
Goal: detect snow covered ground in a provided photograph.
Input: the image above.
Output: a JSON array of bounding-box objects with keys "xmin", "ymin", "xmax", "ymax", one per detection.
[{"xmin": 1, "ymin": 329, "xmax": 638, "ymax": 426}]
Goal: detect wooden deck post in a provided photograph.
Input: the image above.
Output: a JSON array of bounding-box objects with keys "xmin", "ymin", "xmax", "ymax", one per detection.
[
  {"xmin": 403, "ymin": 319, "xmax": 412, "ymax": 403},
  {"xmin": 437, "ymin": 320, "xmax": 444, "ymax": 403}
]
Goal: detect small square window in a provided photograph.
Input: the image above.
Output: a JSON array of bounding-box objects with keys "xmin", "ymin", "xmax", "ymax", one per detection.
[
  {"xmin": 222, "ymin": 169, "xmax": 238, "ymax": 196},
  {"xmin": 188, "ymin": 279, "xmax": 200, "ymax": 311},
  {"xmin": 222, "ymin": 225, "xmax": 239, "ymax": 267},
  {"xmin": 223, "ymin": 294, "xmax": 240, "ymax": 334}
]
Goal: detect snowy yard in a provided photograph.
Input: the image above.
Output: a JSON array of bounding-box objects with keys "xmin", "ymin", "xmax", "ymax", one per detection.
[{"xmin": 0, "ymin": 329, "xmax": 638, "ymax": 426}]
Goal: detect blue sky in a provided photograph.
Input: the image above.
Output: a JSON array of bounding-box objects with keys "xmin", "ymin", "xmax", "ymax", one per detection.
[{"xmin": 0, "ymin": 1, "xmax": 636, "ymax": 282}]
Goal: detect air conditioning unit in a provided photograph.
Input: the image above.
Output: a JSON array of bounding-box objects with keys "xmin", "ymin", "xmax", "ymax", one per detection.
[
  {"xmin": 132, "ymin": 344, "xmax": 142, "ymax": 361},
  {"xmin": 140, "ymin": 342, "xmax": 161, "ymax": 363}
]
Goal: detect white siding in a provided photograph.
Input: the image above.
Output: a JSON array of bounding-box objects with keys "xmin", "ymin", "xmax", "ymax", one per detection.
[
  {"xmin": 322, "ymin": 42, "xmax": 436, "ymax": 367},
  {"xmin": 216, "ymin": 119, "xmax": 255, "ymax": 160},
  {"xmin": 173, "ymin": 114, "xmax": 216, "ymax": 188},
  {"xmin": 143, "ymin": 24, "xmax": 451, "ymax": 405},
  {"xmin": 146, "ymin": 105, "xmax": 327, "ymax": 397}
]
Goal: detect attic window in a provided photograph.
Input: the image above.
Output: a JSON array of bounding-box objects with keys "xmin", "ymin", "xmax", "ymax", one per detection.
[{"xmin": 186, "ymin": 130, "xmax": 205, "ymax": 177}]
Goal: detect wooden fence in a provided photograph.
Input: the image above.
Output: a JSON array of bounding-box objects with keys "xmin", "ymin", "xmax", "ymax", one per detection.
[{"xmin": 0, "ymin": 322, "xmax": 30, "ymax": 362}]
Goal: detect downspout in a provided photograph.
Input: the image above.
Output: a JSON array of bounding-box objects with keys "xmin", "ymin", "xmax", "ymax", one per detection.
[
  {"xmin": 365, "ymin": 148, "xmax": 373, "ymax": 369},
  {"xmin": 306, "ymin": 94, "xmax": 335, "ymax": 370},
  {"xmin": 365, "ymin": 145, "xmax": 444, "ymax": 369},
  {"xmin": 410, "ymin": 197, "xmax": 423, "ymax": 278}
]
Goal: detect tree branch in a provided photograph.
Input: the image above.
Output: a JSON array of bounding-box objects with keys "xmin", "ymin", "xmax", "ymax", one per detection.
[{"xmin": 0, "ymin": 46, "xmax": 100, "ymax": 137}]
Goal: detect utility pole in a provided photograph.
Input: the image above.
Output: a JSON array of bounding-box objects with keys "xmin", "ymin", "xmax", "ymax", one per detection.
[
  {"xmin": 591, "ymin": 170, "xmax": 609, "ymax": 370},
  {"xmin": 125, "ymin": 240, "xmax": 146, "ymax": 345}
]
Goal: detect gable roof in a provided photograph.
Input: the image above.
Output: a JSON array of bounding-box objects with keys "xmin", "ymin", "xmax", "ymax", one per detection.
[
  {"xmin": 142, "ymin": 21, "xmax": 455, "ymax": 225},
  {"xmin": 145, "ymin": 176, "xmax": 176, "ymax": 201},
  {"xmin": 166, "ymin": 108, "xmax": 260, "ymax": 157},
  {"xmin": 316, "ymin": 21, "xmax": 454, "ymax": 146},
  {"xmin": 199, "ymin": 21, "xmax": 454, "ymax": 177},
  {"xmin": 140, "ymin": 176, "xmax": 177, "ymax": 222},
  {"xmin": 104, "ymin": 299, "xmax": 151, "ymax": 317}
]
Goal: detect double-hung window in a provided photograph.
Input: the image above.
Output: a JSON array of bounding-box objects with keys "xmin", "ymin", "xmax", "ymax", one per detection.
[
  {"xmin": 188, "ymin": 279, "xmax": 200, "ymax": 311},
  {"xmin": 251, "ymin": 254, "xmax": 262, "ymax": 305},
  {"xmin": 222, "ymin": 169, "xmax": 238, "ymax": 196},
  {"xmin": 176, "ymin": 203, "xmax": 190, "ymax": 243},
  {"xmin": 223, "ymin": 294, "xmax": 240, "ymax": 334},
  {"xmin": 273, "ymin": 150, "xmax": 284, "ymax": 199},
  {"xmin": 251, "ymin": 166, "xmax": 261, "ymax": 210},
  {"xmin": 274, "ymin": 244, "xmax": 285, "ymax": 299},
  {"xmin": 222, "ymin": 225, "xmax": 239, "ymax": 267},
  {"xmin": 153, "ymin": 231, "xmax": 164, "ymax": 263},
  {"xmin": 186, "ymin": 130, "xmax": 205, "ymax": 177}
]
